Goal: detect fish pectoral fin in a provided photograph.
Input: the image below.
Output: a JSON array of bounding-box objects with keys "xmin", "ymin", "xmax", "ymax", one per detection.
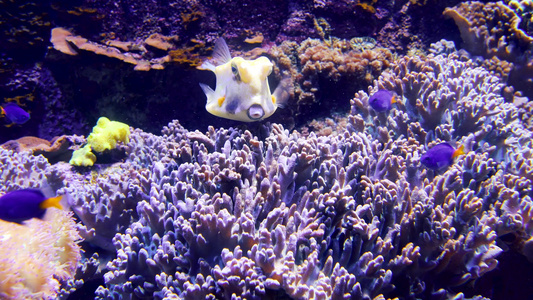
[
  {"xmin": 272, "ymin": 77, "xmax": 292, "ymax": 108},
  {"xmin": 40, "ymin": 195, "xmax": 64, "ymax": 210},
  {"xmin": 199, "ymin": 83, "xmax": 215, "ymax": 99}
]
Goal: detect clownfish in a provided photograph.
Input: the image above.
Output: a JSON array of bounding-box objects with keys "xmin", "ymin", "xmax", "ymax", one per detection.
[
  {"xmin": 199, "ymin": 38, "xmax": 289, "ymax": 122},
  {"xmin": 421, "ymin": 142, "xmax": 465, "ymax": 170},
  {"xmin": 0, "ymin": 189, "xmax": 63, "ymax": 224},
  {"xmin": 0, "ymin": 103, "xmax": 30, "ymax": 126},
  {"xmin": 368, "ymin": 89, "xmax": 397, "ymax": 112}
]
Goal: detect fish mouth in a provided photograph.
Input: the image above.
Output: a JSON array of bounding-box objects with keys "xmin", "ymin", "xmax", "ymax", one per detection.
[{"xmin": 247, "ymin": 104, "xmax": 265, "ymax": 120}]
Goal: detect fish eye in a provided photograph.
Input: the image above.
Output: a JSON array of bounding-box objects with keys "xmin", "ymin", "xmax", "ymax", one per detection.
[
  {"xmin": 247, "ymin": 104, "xmax": 264, "ymax": 120},
  {"xmin": 231, "ymin": 62, "xmax": 240, "ymax": 78}
]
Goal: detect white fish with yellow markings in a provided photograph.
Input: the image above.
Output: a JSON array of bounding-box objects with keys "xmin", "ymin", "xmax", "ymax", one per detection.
[{"xmin": 199, "ymin": 38, "xmax": 289, "ymax": 122}]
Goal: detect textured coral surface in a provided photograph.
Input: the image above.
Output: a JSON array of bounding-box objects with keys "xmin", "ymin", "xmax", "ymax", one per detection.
[{"xmin": 1, "ymin": 1, "xmax": 533, "ymax": 300}]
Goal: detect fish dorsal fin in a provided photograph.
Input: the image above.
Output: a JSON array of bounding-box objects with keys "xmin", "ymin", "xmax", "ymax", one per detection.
[
  {"xmin": 212, "ymin": 38, "xmax": 232, "ymax": 65},
  {"xmin": 39, "ymin": 195, "xmax": 63, "ymax": 210}
]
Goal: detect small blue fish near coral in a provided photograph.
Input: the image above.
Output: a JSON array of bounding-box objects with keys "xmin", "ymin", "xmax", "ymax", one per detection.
[
  {"xmin": 421, "ymin": 142, "xmax": 465, "ymax": 170},
  {"xmin": 0, "ymin": 189, "xmax": 63, "ymax": 223},
  {"xmin": 369, "ymin": 89, "xmax": 397, "ymax": 112},
  {"xmin": 0, "ymin": 102, "xmax": 30, "ymax": 126}
]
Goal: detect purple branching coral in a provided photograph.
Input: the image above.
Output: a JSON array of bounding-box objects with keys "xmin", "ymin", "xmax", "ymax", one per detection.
[
  {"xmin": 1, "ymin": 41, "xmax": 532, "ymax": 299},
  {"xmin": 89, "ymin": 45, "xmax": 531, "ymax": 299}
]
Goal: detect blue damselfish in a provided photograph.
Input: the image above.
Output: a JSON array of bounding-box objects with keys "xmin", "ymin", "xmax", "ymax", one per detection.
[
  {"xmin": 369, "ymin": 89, "xmax": 397, "ymax": 112},
  {"xmin": 0, "ymin": 103, "xmax": 30, "ymax": 125},
  {"xmin": 421, "ymin": 142, "xmax": 465, "ymax": 170},
  {"xmin": 0, "ymin": 189, "xmax": 63, "ymax": 223}
]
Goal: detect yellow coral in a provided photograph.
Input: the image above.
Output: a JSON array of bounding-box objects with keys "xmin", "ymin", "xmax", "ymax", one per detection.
[
  {"xmin": 0, "ymin": 209, "xmax": 82, "ymax": 299},
  {"xmin": 69, "ymin": 117, "xmax": 130, "ymax": 166},
  {"xmin": 69, "ymin": 144, "xmax": 96, "ymax": 167},
  {"xmin": 87, "ymin": 117, "xmax": 130, "ymax": 153}
]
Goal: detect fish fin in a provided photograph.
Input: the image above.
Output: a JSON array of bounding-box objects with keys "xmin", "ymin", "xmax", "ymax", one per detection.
[
  {"xmin": 212, "ymin": 38, "xmax": 232, "ymax": 65},
  {"xmin": 391, "ymin": 94, "xmax": 397, "ymax": 104},
  {"xmin": 452, "ymin": 144, "xmax": 465, "ymax": 159},
  {"xmin": 272, "ymin": 77, "xmax": 291, "ymax": 108},
  {"xmin": 0, "ymin": 106, "xmax": 4, "ymax": 116},
  {"xmin": 199, "ymin": 83, "xmax": 215, "ymax": 99},
  {"xmin": 39, "ymin": 195, "xmax": 63, "ymax": 210},
  {"xmin": 198, "ymin": 61, "xmax": 216, "ymax": 72}
]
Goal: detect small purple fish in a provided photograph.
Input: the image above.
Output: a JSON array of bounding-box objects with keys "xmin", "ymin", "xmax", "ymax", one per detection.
[
  {"xmin": 1, "ymin": 103, "xmax": 30, "ymax": 125},
  {"xmin": 421, "ymin": 143, "xmax": 465, "ymax": 170},
  {"xmin": 0, "ymin": 189, "xmax": 63, "ymax": 224},
  {"xmin": 369, "ymin": 90, "xmax": 397, "ymax": 112}
]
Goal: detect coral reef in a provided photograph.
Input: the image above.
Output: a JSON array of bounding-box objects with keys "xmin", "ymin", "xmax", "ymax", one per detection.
[
  {"xmin": 1, "ymin": 135, "xmax": 84, "ymax": 164},
  {"xmin": 1, "ymin": 41, "xmax": 532, "ymax": 298},
  {"xmin": 1, "ymin": 0, "xmax": 467, "ymax": 142},
  {"xmin": 7, "ymin": 45, "xmax": 517, "ymax": 299},
  {"xmin": 50, "ymin": 27, "xmax": 206, "ymax": 71},
  {"xmin": 444, "ymin": 1, "xmax": 533, "ymax": 96},
  {"xmin": 269, "ymin": 38, "xmax": 394, "ymax": 126},
  {"xmin": 1, "ymin": 0, "xmax": 533, "ymax": 299}
]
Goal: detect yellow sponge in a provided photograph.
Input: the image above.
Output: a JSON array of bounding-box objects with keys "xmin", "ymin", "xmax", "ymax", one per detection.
[
  {"xmin": 69, "ymin": 144, "xmax": 96, "ymax": 167},
  {"xmin": 87, "ymin": 117, "xmax": 130, "ymax": 153},
  {"xmin": 69, "ymin": 117, "xmax": 130, "ymax": 167}
]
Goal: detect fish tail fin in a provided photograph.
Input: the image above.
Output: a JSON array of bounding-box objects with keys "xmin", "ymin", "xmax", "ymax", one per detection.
[
  {"xmin": 391, "ymin": 94, "xmax": 397, "ymax": 104},
  {"xmin": 452, "ymin": 144, "xmax": 465, "ymax": 159},
  {"xmin": 40, "ymin": 195, "xmax": 64, "ymax": 210},
  {"xmin": 0, "ymin": 106, "xmax": 4, "ymax": 116},
  {"xmin": 272, "ymin": 77, "xmax": 291, "ymax": 109}
]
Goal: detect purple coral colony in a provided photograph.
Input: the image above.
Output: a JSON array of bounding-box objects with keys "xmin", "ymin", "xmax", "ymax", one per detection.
[{"xmin": 2, "ymin": 0, "xmax": 533, "ymax": 299}]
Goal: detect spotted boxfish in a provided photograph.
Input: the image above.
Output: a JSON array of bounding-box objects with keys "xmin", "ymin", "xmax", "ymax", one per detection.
[{"xmin": 199, "ymin": 38, "xmax": 289, "ymax": 122}]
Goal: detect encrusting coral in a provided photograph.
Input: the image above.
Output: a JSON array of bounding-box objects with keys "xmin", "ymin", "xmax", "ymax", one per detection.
[
  {"xmin": 444, "ymin": 1, "xmax": 533, "ymax": 96},
  {"xmin": 50, "ymin": 27, "xmax": 207, "ymax": 71},
  {"xmin": 269, "ymin": 38, "xmax": 393, "ymax": 122}
]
